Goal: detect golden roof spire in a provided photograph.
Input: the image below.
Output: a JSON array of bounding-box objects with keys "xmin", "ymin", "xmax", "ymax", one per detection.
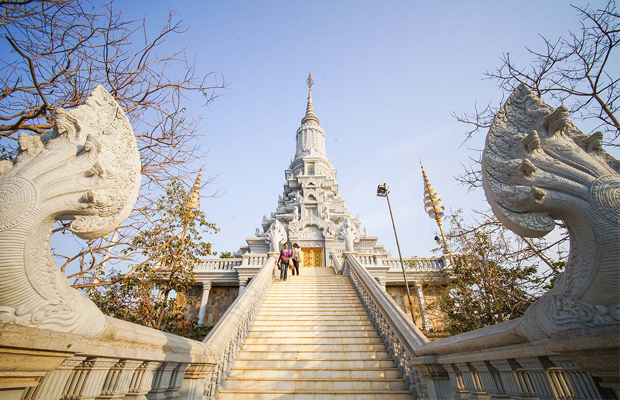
[
  {"xmin": 183, "ymin": 166, "xmax": 202, "ymax": 210},
  {"xmin": 301, "ymin": 71, "xmax": 320, "ymax": 125},
  {"xmin": 420, "ymin": 160, "xmax": 450, "ymax": 252}
]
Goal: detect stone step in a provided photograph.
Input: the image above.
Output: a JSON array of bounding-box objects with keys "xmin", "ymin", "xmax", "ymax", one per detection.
[
  {"xmin": 261, "ymin": 304, "xmax": 364, "ymax": 309},
  {"xmin": 244, "ymin": 336, "xmax": 384, "ymax": 345},
  {"xmin": 217, "ymin": 391, "xmax": 413, "ymax": 400},
  {"xmin": 219, "ymin": 272, "xmax": 409, "ymax": 398},
  {"xmin": 250, "ymin": 325, "xmax": 376, "ymax": 332},
  {"xmin": 262, "ymin": 301, "xmax": 363, "ymax": 306},
  {"xmin": 265, "ymin": 296, "xmax": 362, "ymax": 300},
  {"xmin": 252, "ymin": 320, "xmax": 373, "ymax": 327},
  {"xmin": 248, "ymin": 330, "xmax": 380, "ymax": 338},
  {"xmin": 228, "ymin": 367, "xmax": 401, "ymax": 380},
  {"xmin": 223, "ymin": 378, "xmax": 407, "ymax": 391},
  {"xmin": 241, "ymin": 343, "xmax": 387, "ymax": 352},
  {"xmin": 232, "ymin": 358, "xmax": 396, "ymax": 369},
  {"xmin": 257, "ymin": 310, "xmax": 369, "ymax": 316},
  {"xmin": 255, "ymin": 315, "xmax": 371, "ymax": 322},
  {"xmin": 236, "ymin": 350, "xmax": 390, "ymax": 360}
]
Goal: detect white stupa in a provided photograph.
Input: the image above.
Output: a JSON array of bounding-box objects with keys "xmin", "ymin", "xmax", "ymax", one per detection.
[{"xmin": 239, "ymin": 73, "xmax": 388, "ymax": 266}]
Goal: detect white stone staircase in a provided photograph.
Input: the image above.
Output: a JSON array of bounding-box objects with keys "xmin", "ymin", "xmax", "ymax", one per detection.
[{"xmin": 218, "ymin": 267, "xmax": 412, "ymax": 399}]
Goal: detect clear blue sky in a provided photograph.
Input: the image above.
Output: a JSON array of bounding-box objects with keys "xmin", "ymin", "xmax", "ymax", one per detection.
[{"xmin": 67, "ymin": 1, "xmax": 620, "ymax": 258}]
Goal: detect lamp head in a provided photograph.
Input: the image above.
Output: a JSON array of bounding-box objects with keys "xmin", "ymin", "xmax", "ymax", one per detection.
[{"xmin": 376, "ymin": 183, "xmax": 389, "ymax": 197}]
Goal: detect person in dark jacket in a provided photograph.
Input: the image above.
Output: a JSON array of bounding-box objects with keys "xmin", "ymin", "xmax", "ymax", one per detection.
[{"xmin": 278, "ymin": 243, "xmax": 291, "ymax": 281}]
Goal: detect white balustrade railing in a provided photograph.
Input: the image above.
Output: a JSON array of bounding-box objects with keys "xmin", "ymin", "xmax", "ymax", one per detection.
[
  {"xmin": 357, "ymin": 253, "xmax": 379, "ymax": 266},
  {"xmin": 345, "ymin": 254, "xmax": 429, "ymax": 398},
  {"xmin": 195, "ymin": 254, "xmax": 269, "ymax": 271},
  {"xmin": 244, "ymin": 254, "xmax": 268, "ymax": 266},
  {"xmin": 201, "ymin": 255, "xmax": 277, "ymax": 399},
  {"xmin": 381, "ymin": 257, "xmax": 444, "ymax": 271},
  {"xmin": 196, "ymin": 259, "xmax": 243, "ymax": 270}
]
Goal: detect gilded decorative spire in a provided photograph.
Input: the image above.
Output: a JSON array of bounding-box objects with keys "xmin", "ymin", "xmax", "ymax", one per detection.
[
  {"xmin": 420, "ymin": 160, "xmax": 450, "ymax": 252},
  {"xmin": 301, "ymin": 71, "xmax": 320, "ymax": 125},
  {"xmin": 183, "ymin": 166, "xmax": 202, "ymax": 210}
]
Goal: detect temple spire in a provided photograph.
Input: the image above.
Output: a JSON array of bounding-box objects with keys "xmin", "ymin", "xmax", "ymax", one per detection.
[
  {"xmin": 183, "ymin": 166, "xmax": 202, "ymax": 210},
  {"xmin": 420, "ymin": 160, "xmax": 450, "ymax": 253},
  {"xmin": 301, "ymin": 71, "xmax": 320, "ymax": 125}
]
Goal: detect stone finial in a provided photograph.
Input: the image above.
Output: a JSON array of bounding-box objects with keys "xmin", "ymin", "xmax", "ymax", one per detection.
[
  {"xmin": 301, "ymin": 71, "xmax": 320, "ymax": 125},
  {"xmin": 338, "ymin": 217, "xmax": 360, "ymax": 252},
  {"xmin": 482, "ymin": 84, "xmax": 620, "ymax": 340},
  {"xmin": 0, "ymin": 85, "xmax": 141, "ymax": 338}
]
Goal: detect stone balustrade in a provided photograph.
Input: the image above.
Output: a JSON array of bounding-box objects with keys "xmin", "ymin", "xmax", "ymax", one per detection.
[
  {"xmin": 344, "ymin": 253, "xmax": 429, "ymax": 398},
  {"xmin": 409, "ymin": 323, "xmax": 615, "ymax": 399},
  {"xmin": 195, "ymin": 259, "xmax": 243, "ymax": 270},
  {"xmin": 0, "ymin": 315, "xmax": 219, "ymax": 400},
  {"xmin": 381, "ymin": 257, "xmax": 445, "ymax": 272},
  {"xmin": 200, "ymin": 255, "xmax": 277, "ymax": 399},
  {"xmin": 195, "ymin": 254, "xmax": 268, "ymax": 271}
]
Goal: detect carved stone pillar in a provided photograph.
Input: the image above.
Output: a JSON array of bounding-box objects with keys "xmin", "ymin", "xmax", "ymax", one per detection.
[
  {"xmin": 411, "ymin": 356, "xmax": 453, "ymax": 400},
  {"xmin": 178, "ymin": 363, "xmax": 215, "ymax": 400},
  {"xmin": 469, "ymin": 361, "xmax": 510, "ymax": 399},
  {"xmin": 456, "ymin": 362, "xmax": 491, "ymax": 400},
  {"xmin": 164, "ymin": 363, "xmax": 188, "ymax": 399},
  {"xmin": 238, "ymin": 281, "xmax": 247, "ymax": 296},
  {"xmin": 234, "ymin": 266, "xmax": 261, "ymax": 297},
  {"xmin": 489, "ymin": 359, "xmax": 523, "ymax": 399},
  {"xmin": 28, "ymin": 356, "xmax": 86, "ymax": 400},
  {"xmin": 147, "ymin": 362, "xmax": 178, "ymax": 400},
  {"xmin": 443, "ymin": 363, "xmax": 470, "ymax": 400},
  {"xmin": 126, "ymin": 362, "xmax": 161, "ymax": 400},
  {"xmin": 197, "ymin": 283, "xmax": 212, "ymax": 325},
  {"xmin": 63, "ymin": 357, "xmax": 118, "ymax": 400},
  {"xmin": 98, "ymin": 360, "xmax": 143, "ymax": 399},
  {"xmin": 513, "ymin": 357, "xmax": 558, "ymax": 400},
  {"xmin": 365, "ymin": 265, "xmax": 390, "ymax": 291},
  {"xmin": 414, "ymin": 282, "xmax": 432, "ymax": 331}
]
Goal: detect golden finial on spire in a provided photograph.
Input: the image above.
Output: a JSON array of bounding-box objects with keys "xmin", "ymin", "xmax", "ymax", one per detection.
[
  {"xmin": 420, "ymin": 160, "xmax": 450, "ymax": 252},
  {"xmin": 183, "ymin": 166, "xmax": 203, "ymax": 210},
  {"xmin": 301, "ymin": 71, "xmax": 320, "ymax": 125}
]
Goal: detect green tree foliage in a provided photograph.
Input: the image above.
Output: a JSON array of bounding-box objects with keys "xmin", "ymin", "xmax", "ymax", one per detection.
[
  {"xmin": 219, "ymin": 251, "xmax": 233, "ymax": 259},
  {"xmin": 90, "ymin": 180, "xmax": 217, "ymax": 340},
  {"xmin": 430, "ymin": 211, "xmax": 561, "ymax": 335}
]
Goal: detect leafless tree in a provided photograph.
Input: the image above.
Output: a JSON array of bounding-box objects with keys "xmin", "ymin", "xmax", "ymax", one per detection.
[
  {"xmin": 453, "ymin": 1, "xmax": 618, "ymax": 189},
  {"xmin": 1, "ymin": 0, "xmax": 225, "ymax": 287}
]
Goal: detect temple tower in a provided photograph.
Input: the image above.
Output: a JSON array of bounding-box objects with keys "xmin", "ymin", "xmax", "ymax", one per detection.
[{"xmin": 240, "ymin": 73, "xmax": 388, "ymax": 265}]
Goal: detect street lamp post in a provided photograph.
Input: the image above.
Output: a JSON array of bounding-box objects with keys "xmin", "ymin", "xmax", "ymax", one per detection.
[{"xmin": 377, "ymin": 183, "xmax": 417, "ymax": 324}]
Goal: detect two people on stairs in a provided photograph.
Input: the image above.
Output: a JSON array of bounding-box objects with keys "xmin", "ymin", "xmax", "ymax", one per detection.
[{"xmin": 278, "ymin": 242, "xmax": 301, "ymax": 281}]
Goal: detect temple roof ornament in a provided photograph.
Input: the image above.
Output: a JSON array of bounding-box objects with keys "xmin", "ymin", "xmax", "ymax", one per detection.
[
  {"xmin": 420, "ymin": 160, "xmax": 450, "ymax": 253},
  {"xmin": 183, "ymin": 166, "xmax": 202, "ymax": 210},
  {"xmin": 301, "ymin": 71, "xmax": 320, "ymax": 126}
]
